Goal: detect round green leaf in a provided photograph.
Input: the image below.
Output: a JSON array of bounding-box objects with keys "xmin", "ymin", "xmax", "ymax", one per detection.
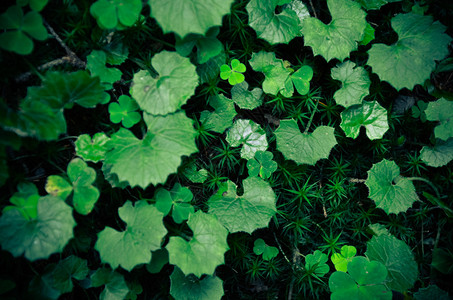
[
  {"xmin": 425, "ymin": 98, "xmax": 453, "ymax": 141},
  {"xmin": 331, "ymin": 61, "xmax": 370, "ymax": 108},
  {"xmin": 130, "ymin": 51, "xmax": 199, "ymax": 115},
  {"xmin": 108, "ymin": 95, "xmax": 141, "ymax": 128},
  {"xmin": 67, "ymin": 158, "xmax": 100, "ymax": 215},
  {"xmin": 226, "ymin": 119, "xmax": 268, "ymax": 160},
  {"xmin": 0, "ymin": 195, "xmax": 76, "ymax": 261},
  {"xmin": 75, "ymin": 133, "xmax": 110, "ymax": 163},
  {"xmin": 45, "ymin": 175, "xmax": 73, "ymax": 200},
  {"xmin": 365, "ymin": 159, "xmax": 419, "ymax": 214},
  {"xmin": 200, "ymin": 94, "xmax": 237, "ymax": 134},
  {"xmin": 420, "ymin": 138, "xmax": 453, "ymax": 168},
  {"xmin": 170, "ymin": 267, "xmax": 224, "ymax": 300},
  {"xmin": 95, "ymin": 200, "xmax": 167, "ymax": 271},
  {"xmin": 208, "ymin": 176, "xmax": 276, "ymax": 234},
  {"xmin": 291, "ymin": 65, "xmax": 313, "ymax": 95},
  {"xmin": 87, "ymin": 50, "xmax": 122, "ymax": 89},
  {"xmin": 231, "ymin": 81, "xmax": 263, "ymax": 110}
]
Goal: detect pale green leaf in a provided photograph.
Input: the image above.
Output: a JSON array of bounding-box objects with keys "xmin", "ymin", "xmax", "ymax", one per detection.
[
  {"xmin": 365, "ymin": 159, "xmax": 419, "ymax": 214},
  {"xmin": 420, "ymin": 138, "xmax": 453, "ymax": 167},
  {"xmin": 75, "ymin": 133, "xmax": 110, "ymax": 163},
  {"xmin": 0, "ymin": 195, "xmax": 75, "ymax": 261},
  {"xmin": 166, "ymin": 211, "xmax": 229, "ymax": 277},
  {"xmin": 170, "ymin": 267, "xmax": 224, "ymax": 300},
  {"xmin": 231, "ymin": 81, "xmax": 263, "ymax": 110},
  {"xmin": 340, "ymin": 100, "xmax": 389, "ymax": 140},
  {"xmin": 95, "ymin": 200, "xmax": 167, "ymax": 271},
  {"xmin": 246, "ymin": 0, "xmax": 301, "ymax": 44},
  {"xmin": 200, "ymin": 94, "xmax": 237, "ymax": 133},
  {"xmin": 130, "ymin": 51, "xmax": 199, "ymax": 115},
  {"xmin": 367, "ymin": 13, "xmax": 452, "ymax": 90},
  {"xmin": 105, "ymin": 111, "xmax": 197, "ymax": 188},
  {"xmin": 45, "ymin": 175, "xmax": 73, "ymax": 200},
  {"xmin": 366, "ymin": 235, "xmax": 418, "ymax": 292},
  {"xmin": 275, "ymin": 119, "xmax": 337, "ymax": 165},
  {"xmin": 226, "ymin": 119, "xmax": 268, "ymax": 160},
  {"xmin": 208, "ymin": 176, "xmax": 276, "ymax": 234},
  {"xmin": 301, "ymin": 0, "xmax": 366, "ymax": 62},
  {"xmin": 331, "ymin": 61, "xmax": 370, "ymax": 108},
  {"xmin": 425, "ymin": 98, "xmax": 453, "ymax": 141},
  {"xmin": 149, "ymin": 0, "xmax": 234, "ymax": 37}
]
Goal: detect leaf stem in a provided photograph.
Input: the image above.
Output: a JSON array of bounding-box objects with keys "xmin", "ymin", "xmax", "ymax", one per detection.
[{"xmin": 406, "ymin": 176, "xmax": 440, "ymax": 199}]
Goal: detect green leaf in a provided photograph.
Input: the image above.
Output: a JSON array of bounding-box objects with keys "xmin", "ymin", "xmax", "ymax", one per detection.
[
  {"xmin": 105, "ymin": 111, "xmax": 197, "ymax": 188},
  {"xmin": 329, "ymin": 256, "xmax": 391, "ymax": 300},
  {"xmin": 414, "ymin": 285, "xmax": 450, "ymax": 300},
  {"xmin": 365, "ymin": 159, "xmax": 419, "ymax": 214},
  {"xmin": 305, "ymin": 250, "xmax": 330, "ymax": 277},
  {"xmin": 51, "ymin": 256, "xmax": 89, "ymax": 293},
  {"xmin": 431, "ymin": 248, "xmax": 453, "ymax": 274},
  {"xmin": 368, "ymin": 223, "xmax": 390, "ymax": 237},
  {"xmin": 291, "ymin": 65, "xmax": 313, "ymax": 95},
  {"xmin": 166, "ymin": 211, "xmax": 229, "ymax": 277},
  {"xmin": 331, "ymin": 61, "xmax": 370, "ymax": 108},
  {"xmin": 0, "ymin": 195, "xmax": 75, "ymax": 261},
  {"xmin": 0, "ymin": 5, "xmax": 47, "ymax": 55},
  {"xmin": 75, "ymin": 133, "xmax": 111, "ymax": 163},
  {"xmin": 340, "ymin": 100, "xmax": 389, "ymax": 140},
  {"xmin": 108, "ymin": 95, "xmax": 141, "ymax": 128},
  {"xmin": 366, "ymin": 234, "xmax": 418, "ymax": 292},
  {"xmin": 249, "ymin": 51, "xmax": 293, "ymax": 96},
  {"xmin": 90, "ymin": 0, "xmax": 142, "ymax": 29},
  {"xmin": 231, "ymin": 81, "xmax": 263, "ymax": 110},
  {"xmin": 17, "ymin": 0, "xmax": 49, "ymax": 11},
  {"xmin": 226, "ymin": 119, "xmax": 268, "ymax": 160},
  {"xmin": 102, "ymin": 163, "xmax": 129, "ymax": 189},
  {"xmin": 420, "ymin": 138, "xmax": 453, "ymax": 167},
  {"xmin": 130, "ymin": 51, "xmax": 199, "ymax": 115},
  {"xmin": 301, "ymin": 0, "xmax": 366, "ymax": 62},
  {"xmin": 149, "ymin": 0, "xmax": 234, "ymax": 37},
  {"xmin": 331, "ymin": 245, "xmax": 357, "ymax": 272},
  {"xmin": 197, "ymin": 51, "xmax": 226, "ymax": 84},
  {"xmin": 246, "ymin": 0, "xmax": 302, "ymax": 44},
  {"xmin": 91, "ymin": 267, "xmax": 130, "ymax": 300},
  {"xmin": 367, "ymin": 13, "xmax": 452, "ymax": 90},
  {"xmin": 175, "ymin": 27, "xmax": 223, "ymax": 64},
  {"xmin": 247, "ymin": 151, "xmax": 277, "ymax": 179},
  {"xmin": 170, "ymin": 267, "xmax": 224, "ymax": 300},
  {"xmin": 146, "ymin": 248, "xmax": 169, "ymax": 274},
  {"xmin": 220, "ymin": 59, "xmax": 246, "ymax": 85},
  {"xmin": 182, "ymin": 163, "xmax": 208, "ymax": 183},
  {"xmin": 3, "ymin": 182, "xmax": 40, "ymax": 220},
  {"xmin": 95, "ymin": 200, "xmax": 167, "ymax": 271},
  {"xmin": 425, "ymin": 98, "xmax": 453, "ymax": 141},
  {"xmin": 359, "ymin": 22, "xmax": 375, "ymax": 45},
  {"xmin": 356, "ymin": 0, "xmax": 402, "ymax": 10},
  {"xmin": 67, "ymin": 158, "xmax": 100, "ymax": 215},
  {"xmin": 274, "ymin": 119, "xmax": 337, "ymax": 165},
  {"xmin": 200, "ymin": 94, "xmax": 237, "ymax": 133},
  {"xmin": 208, "ymin": 176, "xmax": 276, "ymax": 234},
  {"xmin": 87, "ymin": 50, "xmax": 122, "ymax": 89},
  {"xmin": 155, "ymin": 183, "xmax": 194, "ymax": 224},
  {"xmin": 45, "ymin": 175, "xmax": 73, "ymax": 200}
]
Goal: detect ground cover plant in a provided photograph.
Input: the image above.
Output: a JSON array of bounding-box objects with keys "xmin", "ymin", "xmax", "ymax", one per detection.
[{"xmin": 0, "ymin": 0, "xmax": 452, "ymax": 299}]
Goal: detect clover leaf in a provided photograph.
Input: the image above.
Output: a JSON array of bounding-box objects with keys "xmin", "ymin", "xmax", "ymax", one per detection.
[
  {"xmin": 166, "ymin": 210, "xmax": 229, "ymax": 277},
  {"xmin": 86, "ymin": 50, "xmax": 122, "ymax": 89},
  {"xmin": 247, "ymin": 151, "xmax": 277, "ymax": 179},
  {"xmin": 155, "ymin": 183, "xmax": 195, "ymax": 224},
  {"xmin": 0, "ymin": 195, "xmax": 75, "ymax": 261},
  {"xmin": 51, "ymin": 255, "xmax": 89, "ymax": 294},
  {"xmin": 108, "ymin": 95, "xmax": 141, "ymax": 128},
  {"xmin": 0, "ymin": 5, "xmax": 47, "ymax": 55},
  {"xmin": 305, "ymin": 250, "xmax": 330, "ymax": 277},
  {"xmin": 175, "ymin": 27, "xmax": 223, "ymax": 64},
  {"xmin": 291, "ymin": 65, "xmax": 313, "ymax": 95},
  {"xmin": 200, "ymin": 94, "xmax": 237, "ymax": 133},
  {"xmin": 91, "ymin": 267, "xmax": 130, "ymax": 300},
  {"xmin": 331, "ymin": 245, "xmax": 357, "ymax": 272},
  {"xmin": 104, "ymin": 111, "xmax": 197, "ymax": 188},
  {"xmin": 246, "ymin": 0, "xmax": 302, "ymax": 44},
  {"xmin": 130, "ymin": 51, "xmax": 199, "ymax": 115},
  {"xmin": 231, "ymin": 81, "xmax": 263, "ymax": 110},
  {"xmin": 149, "ymin": 0, "xmax": 234, "ymax": 37},
  {"xmin": 3, "ymin": 183, "xmax": 39, "ymax": 220},
  {"xmin": 329, "ymin": 256, "xmax": 391, "ymax": 300},
  {"xmin": 275, "ymin": 119, "xmax": 337, "ymax": 165},
  {"xmin": 90, "ymin": 0, "xmax": 142, "ymax": 30},
  {"xmin": 365, "ymin": 159, "xmax": 419, "ymax": 214},
  {"xmin": 366, "ymin": 234, "xmax": 418, "ymax": 292},
  {"xmin": 170, "ymin": 267, "xmax": 224, "ymax": 300},
  {"xmin": 95, "ymin": 200, "xmax": 167, "ymax": 272},
  {"xmin": 220, "ymin": 59, "xmax": 246, "ymax": 85},
  {"xmin": 253, "ymin": 239, "xmax": 279, "ymax": 261},
  {"xmin": 367, "ymin": 13, "xmax": 452, "ymax": 91},
  {"xmin": 45, "ymin": 158, "xmax": 100, "ymax": 215},
  {"xmin": 340, "ymin": 100, "xmax": 389, "ymax": 140},
  {"xmin": 420, "ymin": 138, "xmax": 453, "ymax": 168},
  {"xmin": 331, "ymin": 61, "xmax": 371, "ymax": 108},
  {"xmin": 226, "ymin": 119, "xmax": 268, "ymax": 160},
  {"xmin": 75, "ymin": 133, "xmax": 110, "ymax": 163},
  {"xmin": 17, "ymin": 0, "xmax": 49, "ymax": 12},
  {"xmin": 425, "ymin": 98, "xmax": 453, "ymax": 141},
  {"xmin": 301, "ymin": 0, "xmax": 366, "ymax": 62},
  {"xmin": 208, "ymin": 176, "xmax": 276, "ymax": 234}
]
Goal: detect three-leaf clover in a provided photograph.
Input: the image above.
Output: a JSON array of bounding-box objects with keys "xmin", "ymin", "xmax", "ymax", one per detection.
[
  {"xmin": 90, "ymin": 0, "xmax": 142, "ymax": 30},
  {"xmin": 290, "ymin": 65, "xmax": 313, "ymax": 95},
  {"xmin": 108, "ymin": 95, "xmax": 141, "ymax": 128},
  {"xmin": 16, "ymin": 0, "xmax": 49, "ymax": 12},
  {"xmin": 2, "ymin": 182, "xmax": 39, "ymax": 220},
  {"xmin": 331, "ymin": 245, "xmax": 357, "ymax": 272},
  {"xmin": 45, "ymin": 158, "xmax": 100, "ymax": 215},
  {"xmin": 0, "ymin": 5, "xmax": 47, "ymax": 55},
  {"xmin": 155, "ymin": 183, "xmax": 195, "ymax": 224},
  {"xmin": 305, "ymin": 250, "xmax": 330, "ymax": 277},
  {"xmin": 86, "ymin": 50, "xmax": 122, "ymax": 89},
  {"xmin": 247, "ymin": 151, "xmax": 277, "ymax": 179},
  {"xmin": 253, "ymin": 238, "xmax": 279, "ymax": 260},
  {"xmin": 220, "ymin": 59, "xmax": 246, "ymax": 85}
]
